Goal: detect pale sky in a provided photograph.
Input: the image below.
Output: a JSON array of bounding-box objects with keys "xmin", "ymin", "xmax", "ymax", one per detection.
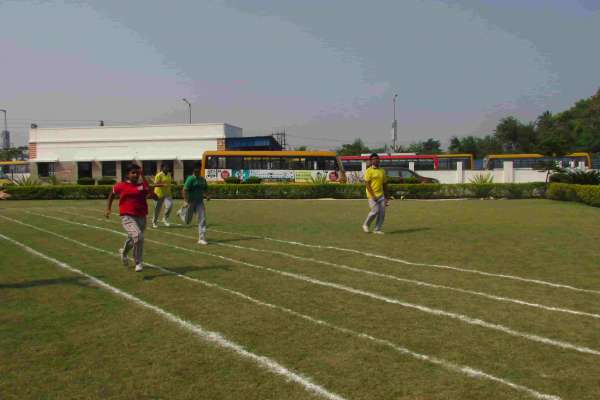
[{"xmin": 1, "ymin": 0, "xmax": 599, "ymax": 149}]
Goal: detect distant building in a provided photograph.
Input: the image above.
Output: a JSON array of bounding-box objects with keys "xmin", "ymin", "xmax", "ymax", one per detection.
[
  {"xmin": 225, "ymin": 135, "xmax": 283, "ymax": 151},
  {"xmin": 28, "ymin": 123, "xmax": 243, "ymax": 183}
]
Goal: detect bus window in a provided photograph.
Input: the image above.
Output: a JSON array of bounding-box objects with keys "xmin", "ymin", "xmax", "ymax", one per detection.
[
  {"xmin": 227, "ymin": 156, "xmax": 243, "ymax": 170},
  {"xmin": 268, "ymin": 157, "xmax": 285, "ymax": 169},
  {"xmin": 243, "ymin": 157, "xmax": 263, "ymax": 170},
  {"xmin": 343, "ymin": 160, "xmax": 362, "ymax": 171},
  {"xmin": 206, "ymin": 156, "xmax": 218, "ymax": 169},
  {"xmin": 315, "ymin": 157, "xmax": 338, "ymax": 170},
  {"xmin": 289, "ymin": 157, "xmax": 306, "ymax": 170}
]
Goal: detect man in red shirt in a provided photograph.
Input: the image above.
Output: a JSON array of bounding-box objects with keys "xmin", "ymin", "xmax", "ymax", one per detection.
[{"xmin": 105, "ymin": 163, "xmax": 155, "ymax": 272}]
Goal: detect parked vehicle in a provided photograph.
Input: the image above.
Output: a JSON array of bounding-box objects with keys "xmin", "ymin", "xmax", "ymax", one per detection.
[{"xmin": 386, "ymin": 168, "xmax": 439, "ymax": 184}]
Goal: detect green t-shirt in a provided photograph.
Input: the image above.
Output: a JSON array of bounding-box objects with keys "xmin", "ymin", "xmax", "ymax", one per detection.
[{"xmin": 184, "ymin": 175, "xmax": 208, "ymax": 202}]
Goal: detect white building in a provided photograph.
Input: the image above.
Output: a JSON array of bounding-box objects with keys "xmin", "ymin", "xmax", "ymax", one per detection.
[{"xmin": 29, "ymin": 123, "xmax": 242, "ymax": 183}]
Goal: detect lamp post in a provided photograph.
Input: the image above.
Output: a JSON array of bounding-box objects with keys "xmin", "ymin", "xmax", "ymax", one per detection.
[
  {"xmin": 392, "ymin": 94, "xmax": 398, "ymax": 152},
  {"xmin": 182, "ymin": 98, "xmax": 192, "ymax": 124},
  {"xmin": 0, "ymin": 109, "xmax": 8, "ymax": 150}
]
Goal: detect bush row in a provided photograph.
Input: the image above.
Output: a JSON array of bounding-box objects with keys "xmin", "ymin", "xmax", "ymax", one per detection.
[
  {"xmin": 546, "ymin": 183, "xmax": 600, "ymax": 207},
  {"xmin": 3, "ymin": 183, "xmax": 547, "ymax": 200}
]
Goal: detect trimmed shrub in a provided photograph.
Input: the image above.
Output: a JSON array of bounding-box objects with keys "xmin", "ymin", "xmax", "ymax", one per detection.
[
  {"xmin": 244, "ymin": 176, "xmax": 262, "ymax": 184},
  {"xmin": 546, "ymin": 183, "xmax": 600, "ymax": 207},
  {"xmin": 4, "ymin": 185, "xmax": 113, "ymax": 200},
  {"xmin": 224, "ymin": 176, "xmax": 241, "ymax": 184},
  {"xmin": 4, "ymin": 182, "xmax": 547, "ymax": 200},
  {"xmin": 549, "ymin": 173, "xmax": 571, "ymax": 184},
  {"xmin": 77, "ymin": 177, "xmax": 96, "ymax": 185},
  {"xmin": 97, "ymin": 177, "xmax": 117, "ymax": 185}
]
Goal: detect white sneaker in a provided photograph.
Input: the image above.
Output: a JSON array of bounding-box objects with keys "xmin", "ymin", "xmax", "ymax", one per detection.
[
  {"xmin": 198, "ymin": 239, "xmax": 208, "ymax": 245},
  {"xmin": 135, "ymin": 264, "xmax": 144, "ymax": 272},
  {"xmin": 162, "ymin": 219, "xmax": 171, "ymax": 227},
  {"xmin": 119, "ymin": 248, "xmax": 129, "ymax": 267},
  {"xmin": 362, "ymin": 224, "xmax": 370, "ymax": 233},
  {"xmin": 374, "ymin": 230, "xmax": 384, "ymax": 235},
  {"xmin": 152, "ymin": 222, "xmax": 158, "ymax": 229}
]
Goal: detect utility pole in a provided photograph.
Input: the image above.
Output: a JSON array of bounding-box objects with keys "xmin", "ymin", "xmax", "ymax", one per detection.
[
  {"xmin": 182, "ymin": 98, "xmax": 192, "ymax": 124},
  {"xmin": 0, "ymin": 109, "xmax": 9, "ymax": 150},
  {"xmin": 392, "ymin": 94, "xmax": 398, "ymax": 152}
]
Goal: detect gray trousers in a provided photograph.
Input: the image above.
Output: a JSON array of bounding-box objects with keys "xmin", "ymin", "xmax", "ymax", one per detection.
[
  {"xmin": 152, "ymin": 196, "xmax": 173, "ymax": 225},
  {"xmin": 121, "ymin": 215, "xmax": 146, "ymax": 265},
  {"xmin": 192, "ymin": 201, "xmax": 207, "ymax": 240},
  {"xmin": 364, "ymin": 196, "xmax": 386, "ymax": 231},
  {"xmin": 179, "ymin": 201, "xmax": 207, "ymax": 240}
]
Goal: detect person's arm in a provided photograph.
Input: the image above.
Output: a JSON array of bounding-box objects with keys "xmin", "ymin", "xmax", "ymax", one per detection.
[
  {"xmin": 383, "ymin": 181, "xmax": 390, "ymax": 205},
  {"xmin": 105, "ymin": 188, "xmax": 116, "ymax": 218},
  {"xmin": 0, "ymin": 191, "xmax": 10, "ymax": 200},
  {"xmin": 144, "ymin": 180, "xmax": 157, "ymax": 200},
  {"xmin": 202, "ymin": 178, "xmax": 210, "ymax": 201},
  {"xmin": 365, "ymin": 180, "xmax": 376, "ymax": 199},
  {"xmin": 182, "ymin": 176, "xmax": 190, "ymax": 205}
]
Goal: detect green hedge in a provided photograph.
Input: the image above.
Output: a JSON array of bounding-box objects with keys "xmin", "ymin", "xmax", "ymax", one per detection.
[
  {"xmin": 546, "ymin": 183, "xmax": 600, "ymax": 207},
  {"xmin": 4, "ymin": 185, "xmax": 113, "ymax": 200},
  {"xmin": 4, "ymin": 183, "xmax": 547, "ymax": 200}
]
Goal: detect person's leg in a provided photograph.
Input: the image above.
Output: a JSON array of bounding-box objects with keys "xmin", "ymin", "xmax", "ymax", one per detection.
[
  {"xmin": 121, "ymin": 215, "xmax": 144, "ymax": 269},
  {"xmin": 197, "ymin": 201, "xmax": 207, "ymax": 242},
  {"xmin": 374, "ymin": 197, "xmax": 386, "ymax": 232},
  {"xmin": 133, "ymin": 216, "xmax": 146, "ymax": 266},
  {"xmin": 163, "ymin": 196, "xmax": 173, "ymax": 221},
  {"xmin": 120, "ymin": 216, "xmax": 134, "ymax": 266},
  {"xmin": 363, "ymin": 198, "xmax": 378, "ymax": 230},
  {"xmin": 152, "ymin": 197, "xmax": 164, "ymax": 226}
]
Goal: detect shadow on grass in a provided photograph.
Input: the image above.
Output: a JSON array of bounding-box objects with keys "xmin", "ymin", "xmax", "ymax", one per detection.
[
  {"xmin": 0, "ymin": 276, "xmax": 101, "ymax": 289},
  {"xmin": 386, "ymin": 227, "xmax": 431, "ymax": 235},
  {"xmin": 143, "ymin": 265, "xmax": 231, "ymax": 281}
]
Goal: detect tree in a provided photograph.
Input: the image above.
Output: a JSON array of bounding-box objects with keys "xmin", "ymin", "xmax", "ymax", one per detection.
[
  {"xmin": 407, "ymin": 138, "xmax": 442, "ymax": 154},
  {"xmin": 336, "ymin": 139, "xmax": 371, "ymax": 156},
  {"xmin": 0, "ymin": 146, "xmax": 28, "ymax": 161}
]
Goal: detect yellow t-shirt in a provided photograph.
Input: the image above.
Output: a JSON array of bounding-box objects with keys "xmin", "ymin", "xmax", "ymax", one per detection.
[
  {"xmin": 364, "ymin": 166, "xmax": 386, "ymax": 199},
  {"xmin": 154, "ymin": 171, "xmax": 172, "ymax": 198}
]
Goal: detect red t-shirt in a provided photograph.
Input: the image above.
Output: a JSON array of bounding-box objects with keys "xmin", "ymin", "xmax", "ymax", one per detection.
[{"xmin": 112, "ymin": 180, "xmax": 149, "ymax": 217}]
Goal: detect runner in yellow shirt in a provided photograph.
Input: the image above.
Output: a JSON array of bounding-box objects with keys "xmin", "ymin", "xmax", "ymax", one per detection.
[
  {"xmin": 362, "ymin": 153, "xmax": 389, "ymax": 234},
  {"xmin": 152, "ymin": 164, "xmax": 173, "ymax": 228}
]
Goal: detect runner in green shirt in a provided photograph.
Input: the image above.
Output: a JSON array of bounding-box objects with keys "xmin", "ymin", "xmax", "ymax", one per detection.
[{"xmin": 178, "ymin": 161, "xmax": 210, "ymax": 245}]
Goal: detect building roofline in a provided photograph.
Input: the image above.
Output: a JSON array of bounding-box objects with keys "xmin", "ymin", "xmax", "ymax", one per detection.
[{"xmin": 30, "ymin": 122, "xmax": 242, "ymax": 131}]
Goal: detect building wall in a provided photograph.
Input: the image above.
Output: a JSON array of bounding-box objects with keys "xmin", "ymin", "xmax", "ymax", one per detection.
[
  {"xmin": 416, "ymin": 162, "xmax": 552, "ymax": 183},
  {"xmin": 29, "ymin": 123, "xmax": 242, "ymax": 182}
]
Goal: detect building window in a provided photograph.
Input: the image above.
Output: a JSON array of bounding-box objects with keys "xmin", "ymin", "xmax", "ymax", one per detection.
[
  {"xmin": 77, "ymin": 162, "xmax": 93, "ymax": 179},
  {"xmin": 142, "ymin": 161, "xmax": 157, "ymax": 176},
  {"xmin": 121, "ymin": 161, "xmax": 136, "ymax": 181},
  {"xmin": 38, "ymin": 162, "xmax": 55, "ymax": 178},
  {"xmin": 160, "ymin": 160, "xmax": 174, "ymax": 174},
  {"xmin": 183, "ymin": 160, "xmax": 197, "ymax": 179},
  {"xmin": 102, "ymin": 161, "xmax": 116, "ymax": 177}
]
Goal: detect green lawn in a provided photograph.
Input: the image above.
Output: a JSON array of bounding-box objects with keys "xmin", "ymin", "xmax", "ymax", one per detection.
[{"xmin": 1, "ymin": 199, "xmax": 599, "ymax": 400}]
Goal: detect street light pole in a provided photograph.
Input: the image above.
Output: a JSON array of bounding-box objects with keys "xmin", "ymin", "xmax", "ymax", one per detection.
[
  {"xmin": 0, "ymin": 109, "xmax": 8, "ymax": 150},
  {"xmin": 182, "ymin": 98, "xmax": 192, "ymax": 124},
  {"xmin": 392, "ymin": 94, "xmax": 398, "ymax": 152}
]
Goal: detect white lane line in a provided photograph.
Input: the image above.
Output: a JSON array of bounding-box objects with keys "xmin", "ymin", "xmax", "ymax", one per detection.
[
  {"xmin": 0, "ymin": 231, "xmax": 347, "ymax": 400},
  {"xmin": 23, "ymin": 211, "xmax": 600, "ymax": 358},
  {"xmin": 0, "ymin": 214, "xmax": 563, "ymax": 400},
  {"xmin": 66, "ymin": 206, "xmax": 600, "ymax": 296},
  {"xmin": 54, "ymin": 209, "xmax": 600, "ymax": 322}
]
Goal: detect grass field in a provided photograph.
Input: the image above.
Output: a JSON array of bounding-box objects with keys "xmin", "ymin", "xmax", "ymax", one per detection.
[{"xmin": 1, "ymin": 198, "xmax": 600, "ymax": 400}]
